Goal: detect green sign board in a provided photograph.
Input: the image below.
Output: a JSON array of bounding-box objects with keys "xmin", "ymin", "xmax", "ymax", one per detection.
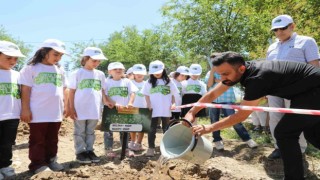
[{"xmin": 101, "ymin": 106, "xmax": 152, "ymax": 132}]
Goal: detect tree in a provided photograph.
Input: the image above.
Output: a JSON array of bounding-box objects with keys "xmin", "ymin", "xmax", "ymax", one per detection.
[{"xmin": 0, "ymin": 26, "xmax": 32, "ymax": 71}]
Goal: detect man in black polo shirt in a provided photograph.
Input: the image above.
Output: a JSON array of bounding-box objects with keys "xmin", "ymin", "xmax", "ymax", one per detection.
[{"xmin": 185, "ymin": 51, "xmax": 320, "ymax": 180}]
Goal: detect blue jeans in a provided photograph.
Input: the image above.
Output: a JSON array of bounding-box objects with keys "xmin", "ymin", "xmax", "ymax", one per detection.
[
  {"xmin": 209, "ymin": 103, "xmax": 251, "ymax": 142},
  {"xmin": 73, "ymin": 120, "xmax": 98, "ymax": 154},
  {"xmin": 104, "ymin": 132, "xmax": 128, "ymax": 149}
]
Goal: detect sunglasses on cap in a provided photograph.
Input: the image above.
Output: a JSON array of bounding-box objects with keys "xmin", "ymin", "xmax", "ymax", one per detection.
[{"xmin": 272, "ymin": 24, "xmax": 291, "ymax": 32}]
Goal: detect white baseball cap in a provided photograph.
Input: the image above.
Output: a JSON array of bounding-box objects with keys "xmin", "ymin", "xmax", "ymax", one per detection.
[
  {"xmin": 176, "ymin": 66, "xmax": 190, "ymax": 75},
  {"xmin": 0, "ymin": 40, "xmax": 25, "ymax": 57},
  {"xmin": 126, "ymin": 67, "xmax": 134, "ymax": 74},
  {"xmin": 189, "ymin": 64, "xmax": 202, "ymax": 75},
  {"xmin": 149, "ymin": 60, "xmax": 165, "ymax": 74},
  {"xmin": 132, "ymin": 64, "xmax": 147, "ymax": 75},
  {"xmin": 40, "ymin": 39, "xmax": 68, "ymax": 54},
  {"xmin": 82, "ymin": 47, "xmax": 107, "ymax": 60},
  {"xmin": 271, "ymin": 15, "xmax": 293, "ymax": 30},
  {"xmin": 108, "ymin": 62, "xmax": 125, "ymax": 70}
]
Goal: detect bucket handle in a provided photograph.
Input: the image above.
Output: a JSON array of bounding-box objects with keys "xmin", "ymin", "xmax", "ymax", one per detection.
[{"xmin": 167, "ymin": 119, "xmax": 198, "ymax": 152}]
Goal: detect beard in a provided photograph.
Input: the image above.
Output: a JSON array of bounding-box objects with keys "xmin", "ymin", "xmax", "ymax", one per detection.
[{"xmin": 222, "ymin": 79, "xmax": 240, "ymax": 86}]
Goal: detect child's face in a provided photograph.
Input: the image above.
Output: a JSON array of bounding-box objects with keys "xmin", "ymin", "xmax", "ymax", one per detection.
[
  {"xmin": 109, "ymin": 68, "xmax": 124, "ymax": 79},
  {"xmin": 42, "ymin": 49, "xmax": 63, "ymax": 65},
  {"xmin": 177, "ymin": 74, "xmax": 187, "ymax": 81},
  {"xmin": 134, "ymin": 74, "xmax": 144, "ymax": 82},
  {"xmin": 191, "ymin": 75, "xmax": 199, "ymax": 80},
  {"xmin": 84, "ymin": 58, "xmax": 101, "ymax": 70},
  {"xmin": 153, "ymin": 73, "xmax": 162, "ymax": 79},
  {"xmin": 0, "ymin": 53, "xmax": 18, "ymax": 70}
]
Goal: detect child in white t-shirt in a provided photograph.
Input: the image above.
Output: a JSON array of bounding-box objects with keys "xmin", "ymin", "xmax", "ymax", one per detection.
[
  {"xmin": 68, "ymin": 47, "xmax": 107, "ymax": 164},
  {"xmin": 128, "ymin": 64, "xmax": 147, "ymax": 152},
  {"xmin": 0, "ymin": 41, "xmax": 25, "ymax": 179},
  {"xmin": 181, "ymin": 64, "xmax": 207, "ymax": 118},
  {"xmin": 20, "ymin": 39, "xmax": 68, "ymax": 174},
  {"xmin": 171, "ymin": 66, "xmax": 189, "ymax": 120},
  {"xmin": 103, "ymin": 62, "xmax": 138, "ymax": 158},
  {"xmin": 142, "ymin": 60, "xmax": 179, "ymax": 157}
]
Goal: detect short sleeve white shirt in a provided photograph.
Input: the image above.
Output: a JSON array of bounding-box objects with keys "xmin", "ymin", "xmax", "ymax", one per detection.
[
  {"xmin": 69, "ymin": 68, "xmax": 106, "ymax": 120},
  {"xmin": 181, "ymin": 78, "xmax": 207, "ymax": 95},
  {"xmin": 141, "ymin": 79, "xmax": 178, "ymax": 117},
  {"xmin": 0, "ymin": 70, "xmax": 21, "ymax": 121},
  {"xmin": 104, "ymin": 78, "xmax": 138, "ymax": 106},
  {"xmin": 20, "ymin": 64, "xmax": 67, "ymax": 123},
  {"xmin": 132, "ymin": 80, "xmax": 147, "ymax": 108}
]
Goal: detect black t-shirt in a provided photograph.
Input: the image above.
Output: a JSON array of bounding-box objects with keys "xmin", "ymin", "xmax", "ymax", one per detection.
[{"xmin": 240, "ymin": 60, "xmax": 320, "ymax": 101}]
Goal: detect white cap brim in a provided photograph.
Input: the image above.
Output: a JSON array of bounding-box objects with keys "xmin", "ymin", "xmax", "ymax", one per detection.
[
  {"xmin": 89, "ymin": 54, "xmax": 107, "ymax": 60},
  {"xmin": 2, "ymin": 51, "xmax": 26, "ymax": 58},
  {"xmin": 149, "ymin": 69, "xmax": 164, "ymax": 75},
  {"xmin": 271, "ymin": 25, "xmax": 287, "ymax": 30},
  {"xmin": 51, "ymin": 47, "xmax": 69, "ymax": 56},
  {"xmin": 133, "ymin": 71, "xmax": 147, "ymax": 75}
]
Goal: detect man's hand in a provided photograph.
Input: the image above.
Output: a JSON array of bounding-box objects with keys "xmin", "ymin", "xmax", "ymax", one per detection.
[{"xmin": 191, "ymin": 124, "xmax": 212, "ymax": 136}]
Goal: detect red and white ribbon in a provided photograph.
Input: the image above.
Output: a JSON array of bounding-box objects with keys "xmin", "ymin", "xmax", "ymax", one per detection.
[{"xmin": 176, "ymin": 103, "xmax": 320, "ymax": 116}]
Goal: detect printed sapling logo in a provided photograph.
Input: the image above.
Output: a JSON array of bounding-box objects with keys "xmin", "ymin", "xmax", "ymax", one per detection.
[
  {"xmin": 34, "ymin": 72, "xmax": 62, "ymax": 86},
  {"xmin": 94, "ymin": 50, "xmax": 101, "ymax": 54},
  {"xmin": 0, "ymin": 83, "xmax": 20, "ymax": 99},
  {"xmin": 274, "ymin": 19, "xmax": 282, "ymax": 23},
  {"xmin": 150, "ymin": 85, "xmax": 170, "ymax": 95},
  {"xmin": 186, "ymin": 85, "xmax": 201, "ymax": 93},
  {"xmin": 108, "ymin": 87, "xmax": 128, "ymax": 97},
  {"xmin": 152, "ymin": 65, "xmax": 158, "ymax": 69},
  {"xmin": 78, "ymin": 79, "xmax": 101, "ymax": 90}
]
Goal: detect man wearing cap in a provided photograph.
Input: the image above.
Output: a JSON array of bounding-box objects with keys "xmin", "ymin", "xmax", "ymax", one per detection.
[
  {"xmin": 185, "ymin": 51, "xmax": 320, "ymax": 180},
  {"xmin": 266, "ymin": 14, "xmax": 320, "ymax": 160}
]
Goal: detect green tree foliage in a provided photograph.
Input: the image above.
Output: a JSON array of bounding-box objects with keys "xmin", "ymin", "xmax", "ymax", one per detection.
[
  {"xmin": 0, "ymin": 26, "xmax": 32, "ymax": 71},
  {"xmin": 161, "ymin": 0, "xmax": 320, "ymax": 60}
]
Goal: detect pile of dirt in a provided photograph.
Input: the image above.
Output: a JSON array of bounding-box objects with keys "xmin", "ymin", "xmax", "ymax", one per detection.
[{"xmin": 11, "ymin": 119, "xmax": 320, "ymax": 179}]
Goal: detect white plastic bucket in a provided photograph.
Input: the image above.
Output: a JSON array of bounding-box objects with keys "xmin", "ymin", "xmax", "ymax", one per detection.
[{"xmin": 160, "ymin": 120, "xmax": 213, "ymax": 164}]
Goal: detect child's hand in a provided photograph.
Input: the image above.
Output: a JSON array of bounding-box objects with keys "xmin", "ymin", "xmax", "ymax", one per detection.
[
  {"xmin": 170, "ymin": 103, "xmax": 176, "ymax": 110},
  {"xmin": 126, "ymin": 103, "xmax": 133, "ymax": 109},
  {"xmin": 21, "ymin": 109, "xmax": 32, "ymax": 123},
  {"xmin": 105, "ymin": 101, "xmax": 114, "ymax": 109},
  {"xmin": 115, "ymin": 103, "xmax": 123, "ymax": 110},
  {"xmin": 147, "ymin": 104, "xmax": 152, "ymax": 111},
  {"xmin": 69, "ymin": 108, "xmax": 78, "ymax": 120}
]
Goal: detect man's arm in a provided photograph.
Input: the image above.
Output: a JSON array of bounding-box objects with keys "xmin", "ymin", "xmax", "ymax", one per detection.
[
  {"xmin": 192, "ymin": 99, "xmax": 260, "ymax": 135},
  {"xmin": 184, "ymin": 82, "xmax": 230, "ymax": 123},
  {"xmin": 206, "ymin": 68, "xmax": 215, "ymax": 88},
  {"xmin": 308, "ymin": 59, "xmax": 319, "ymax": 67}
]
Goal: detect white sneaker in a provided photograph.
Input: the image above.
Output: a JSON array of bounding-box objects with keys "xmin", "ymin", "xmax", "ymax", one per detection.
[
  {"xmin": 214, "ymin": 141, "xmax": 224, "ymax": 150},
  {"xmin": 246, "ymin": 139, "xmax": 258, "ymax": 148},
  {"xmin": 145, "ymin": 148, "xmax": 155, "ymax": 157},
  {"xmin": 128, "ymin": 141, "xmax": 135, "ymax": 150},
  {"xmin": 125, "ymin": 149, "xmax": 135, "ymax": 157},
  {"xmin": 0, "ymin": 167, "xmax": 15, "ymax": 178},
  {"xmin": 132, "ymin": 143, "xmax": 143, "ymax": 151},
  {"xmin": 34, "ymin": 166, "xmax": 52, "ymax": 174}
]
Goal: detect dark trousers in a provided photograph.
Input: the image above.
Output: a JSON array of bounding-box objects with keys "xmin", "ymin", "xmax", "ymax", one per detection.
[
  {"xmin": 0, "ymin": 119, "xmax": 19, "ymax": 168},
  {"xmin": 274, "ymin": 88, "xmax": 320, "ymax": 180},
  {"xmin": 171, "ymin": 112, "xmax": 181, "ymax": 120},
  {"xmin": 28, "ymin": 122, "xmax": 61, "ymax": 171},
  {"xmin": 148, "ymin": 117, "xmax": 169, "ymax": 148}
]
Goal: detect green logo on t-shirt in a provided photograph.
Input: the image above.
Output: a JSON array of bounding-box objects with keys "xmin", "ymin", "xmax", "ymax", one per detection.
[
  {"xmin": 178, "ymin": 87, "xmax": 182, "ymax": 95},
  {"xmin": 34, "ymin": 72, "xmax": 62, "ymax": 87},
  {"xmin": 186, "ymin": 85, "xmax": 201, "ymax": 93},
  {"xmin": 150, "ymin": 85, "xmax": 170, "ymax": 95},
  {"xmin": 0, "ymin": 83, "xmax": 20, "ymax": 99},
  {"xmin": 78, "ymin": 79, "xmax": 101, "ymax": 90},
  {"xmin": 108, "ymin": 87, "xmax": 128, "ymax": 97},
  {"xmin": 137, "ymin": 87, "xmax": 144, "ymax": 97}
]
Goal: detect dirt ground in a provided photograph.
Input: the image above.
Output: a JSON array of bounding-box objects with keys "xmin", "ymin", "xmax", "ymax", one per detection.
[{"xmin": 11, "ymin": 119, "xmax": 320, "ymax": 180}]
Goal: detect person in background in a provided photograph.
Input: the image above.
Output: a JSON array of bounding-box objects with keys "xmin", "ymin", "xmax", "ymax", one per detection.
[
  {"xmin": 20, "ymin": 39, "xmax": 68, "ymax": 174},
  {"xmin": 251, "ymin": 97, "xmax": 269, "ymax": 133},
  {"xmin": 142, "ymin": 60, "xmax": 178, "ymax": 157},
  {"xmin": 128, "ymin": 64, "xmax": 148, "ymax": 152},
  {"xmin": 68, "ymin": 47, "xmax": 107, "ymax": 164},
  {"xmin": 0, "ymin": 40, "xmax": 25, "ymax": 179},
  {"xmin": 266, "ymin": 14, "xmax": 319, "ymax": 159},
  {"xmin": 180, "ymin": 64, "xmax": 207, "ymax": 122},
  {"xmin": 171, "ymin": 66, "xmax": 189, "ymax": 120},
  {"xmin": 205, "ymin": 53, "xmax": 257, "ymax": 150},
  {"xmin": 126, "ymin": 67, "xmax": 134, "ymax": 80},
  {"xmin": 103, "ymin": 62, "xmax": 138, "ymax": 158}
]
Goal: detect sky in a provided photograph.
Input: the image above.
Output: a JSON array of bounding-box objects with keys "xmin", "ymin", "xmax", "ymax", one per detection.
[{"xmin": 1, "ymin": 0, "xmax": 167, "ymax": 66}]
